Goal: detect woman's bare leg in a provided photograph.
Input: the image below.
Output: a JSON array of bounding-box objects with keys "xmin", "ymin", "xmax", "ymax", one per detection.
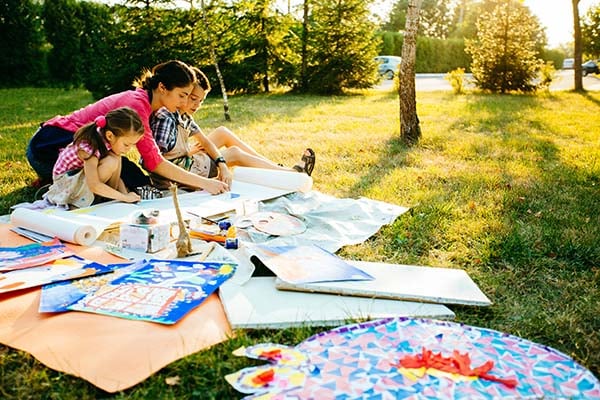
[
  {"xmin": 207, "ymin": 126, "xmax": 266, "ymax": 159},
  {"xmin": 221, "ymin": 146, "xmax": 292, "ymax": 171}
]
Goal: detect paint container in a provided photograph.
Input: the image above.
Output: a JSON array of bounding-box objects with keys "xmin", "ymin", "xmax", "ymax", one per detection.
[
  {"xmin": 218, "ymin": 220, "xmax": 232, "ymax": 231},
  {"xmin": 224, "ymin": 238, "xmax": 238, "ymax": 249}
]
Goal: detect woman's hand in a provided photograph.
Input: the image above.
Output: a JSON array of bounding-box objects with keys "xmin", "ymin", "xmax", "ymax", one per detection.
[
  {"xmin": 202, "ymin": 178, "xmax": 229, "ymax": 195},
  {"xmin": 123, "ymin": 191, "xmax": 142, "ymax": 203}
]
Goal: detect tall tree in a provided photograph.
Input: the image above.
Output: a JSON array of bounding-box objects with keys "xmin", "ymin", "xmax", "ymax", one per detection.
[
  {"xmin": 196, "ymin": 0, "xmax": 231, "ymax": 120},
  {"xmin": 43, "ymin": 0, "xmax": 84, "ymax": 87},
  {"xmin": 300, "ymin": 0, "xmax": 309, "ymax": 91},
  {"xmin": 383, "ymin": 0, "xmax": 452, "ymax": 39},
  {"xmin": 399, "ymin": 0, "xmax": 422, "ymax": 145},
  {"xmin": 572, "ymin": 0, "xmax": 583, "ymax": 91},
  {"xmin": 304, "ymin": 0, "xmax": 379, "ymax": 94},
  {"xmin": 466, "ymin": 0, "xmax": 543, "ymax": 93},
  {"xmin": 582, "ymin": 4, "xmax": 600, "ymax": 57}
]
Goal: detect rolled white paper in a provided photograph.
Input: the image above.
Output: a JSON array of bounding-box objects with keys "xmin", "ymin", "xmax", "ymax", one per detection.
[
  {"xmin": 233, "ymin": 167, "xmax": 313, "ymax": 193},
  {"xmin": 10, "ymin": 208, "xmax": 98, "ymax": 246}
]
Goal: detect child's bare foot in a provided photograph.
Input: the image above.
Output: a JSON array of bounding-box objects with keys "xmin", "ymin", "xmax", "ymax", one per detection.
[{"xmin": 292, "ymin": 148, "xmax": 316, "ymax": 176}]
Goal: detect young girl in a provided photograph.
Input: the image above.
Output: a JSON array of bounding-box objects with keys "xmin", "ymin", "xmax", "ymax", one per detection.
[
  {"xmin": 26, "ymin": 60, "xmax": 229, "ymax": 195},
  {"xmin": 149, "ymin": 67, "xmax": 315, "ymax": 188},
  {"xmin": 45, "ymin": 107, "xmax": 144, "ymax": 208}
]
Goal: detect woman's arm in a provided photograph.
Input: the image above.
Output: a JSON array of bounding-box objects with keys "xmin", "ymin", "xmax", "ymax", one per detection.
[
  {"xmin": 151, "ymin": 157, "xmax": 229, "ymax": 194},
  {"xmin": 190, "ymin": 131, "xmax": 232, "ymax": 186}
]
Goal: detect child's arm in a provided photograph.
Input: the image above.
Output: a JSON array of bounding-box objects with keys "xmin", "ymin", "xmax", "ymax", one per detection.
[
  {"xmin": 191, "ymin": 131, "xmax": 233, "ymax": 186},
  {"xmin": 81, "ymin": 152, "xmax": 140, "ymax": 203}
]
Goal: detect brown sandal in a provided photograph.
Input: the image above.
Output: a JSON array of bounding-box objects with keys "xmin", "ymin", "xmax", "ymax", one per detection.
[{"xmin": 293, "ymin": 148, "xmax": 316, "ymax": 176}]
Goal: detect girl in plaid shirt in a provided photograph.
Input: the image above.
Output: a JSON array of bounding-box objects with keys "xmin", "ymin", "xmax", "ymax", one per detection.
[{"xmin": 45, "ymin": 107, "xmax": 144, "ymax": 208}]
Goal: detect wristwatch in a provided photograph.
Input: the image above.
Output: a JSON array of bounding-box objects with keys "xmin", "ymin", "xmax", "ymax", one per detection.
[{"xmin": 215, "ymin": 156, "xmax": 226, "ymax": 165}]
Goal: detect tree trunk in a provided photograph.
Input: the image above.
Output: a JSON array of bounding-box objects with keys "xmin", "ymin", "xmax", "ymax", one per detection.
[
  {"xmin": 261, "ymin": 17, "xmax": 270, "ymax": 92},
  {"xmin": 399, "ymin": 0, "xmax": 422, "ymax": 145},
  {"xmin": 300, "ymin": 0, "xmax": 309, "ymax": 92},
  {"xmin": 200, "ymin": 0, "xmax": 232, "ymax": 121},
  {"xmin": 572, "ymin": 0, "xmax": 583, "ymax": 91}
]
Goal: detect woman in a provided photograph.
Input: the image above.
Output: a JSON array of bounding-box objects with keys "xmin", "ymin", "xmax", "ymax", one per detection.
[{"xmin": 26, "ymin": 60, "xmax": 228, "ymax": 195}]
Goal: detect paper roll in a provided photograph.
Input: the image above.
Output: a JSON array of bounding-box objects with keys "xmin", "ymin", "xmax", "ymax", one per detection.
[
  {"xmin": 233, "ymin": 167, "xmax": 313, "ymax": 193},
  {"xmin": 10, "ymin": 208, "xmax": 98, "ymax": 246}
]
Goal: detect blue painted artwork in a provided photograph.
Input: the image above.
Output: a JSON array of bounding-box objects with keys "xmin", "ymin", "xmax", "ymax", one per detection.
[
  {"xmin": 39, "ymin": 262, "xmax": 136, "ymax": 313},
  {"xmin": 64, "ymin": 259, "xmax": 236, "ymax": 324}
]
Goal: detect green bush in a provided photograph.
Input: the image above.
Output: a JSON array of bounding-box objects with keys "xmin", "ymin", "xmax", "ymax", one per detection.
[
  {"xmin": 0, "ymin": 0, "xmax": 47, "ymax": 87},
  {"xmin": 445, "ymin": 67, "xmax": 466, "ymax": 94}
]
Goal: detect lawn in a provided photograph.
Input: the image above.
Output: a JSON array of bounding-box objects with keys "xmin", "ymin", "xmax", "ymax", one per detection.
[{"xmin": 0, "ymin": 87, "xmax": 599, "ymax": 398}]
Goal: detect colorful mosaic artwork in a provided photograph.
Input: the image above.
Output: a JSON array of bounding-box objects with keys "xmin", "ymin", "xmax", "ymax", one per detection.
[{"xmin": 227, "ymin": 317, "xmax": 600, "ymax": 399}]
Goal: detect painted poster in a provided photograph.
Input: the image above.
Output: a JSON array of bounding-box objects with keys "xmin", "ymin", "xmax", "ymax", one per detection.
[
  {"xmin": 0, "ymin": 238, "xmax": 74, "ymax": 272},
  {"xmin": 66, "ymin": 259, "xmax": 236, "ymax": 324},
  {"xmin": 249, "ymin": 244, "xmax": 373, "ymax": 284},
  {"xmin": 0, "ymin": 255, "xmax": 110, "ymax": 295},
  {"xmin": 39, "ymin": 261, "xmax": 137, "ymax": 313}
]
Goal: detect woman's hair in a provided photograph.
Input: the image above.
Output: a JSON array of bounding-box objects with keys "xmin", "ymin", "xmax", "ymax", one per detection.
[
  {"xmin": 133, "ymin": 60, "xmax": 196, "ymax": 91},
  {"xmin": 191, "ymin": 67, "xmax": 211, "ymax": 92},
  {"xmin": 74, "ymin": 107, "xmax": 143, "ymax": 159}
]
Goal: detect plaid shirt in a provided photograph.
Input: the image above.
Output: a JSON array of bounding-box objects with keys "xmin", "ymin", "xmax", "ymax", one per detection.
[
  {"xmin": 53, "ymin": 140, "xmax": 109, "ymax": 177},
  {"xmin": 151, "ymin": 108, "xmax": 200, "ymax": 154}
]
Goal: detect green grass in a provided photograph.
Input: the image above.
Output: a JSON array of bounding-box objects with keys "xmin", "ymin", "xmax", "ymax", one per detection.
[{"xmin": 1, "ymin": 87, "xmax": 599, "ymax": 398}]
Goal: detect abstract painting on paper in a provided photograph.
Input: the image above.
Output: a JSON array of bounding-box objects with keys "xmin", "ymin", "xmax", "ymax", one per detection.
[
  {"xmin": 0, "ymin": 238, "xmax": 74, "ymax": 272},
  {"xmin": 0, "ymin": 255, "xmax": 110, "ymax": 294}
]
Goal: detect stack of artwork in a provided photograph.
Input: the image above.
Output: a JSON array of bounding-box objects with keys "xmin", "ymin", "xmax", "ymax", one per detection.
[
  {"xmin": 0, "ymin": 238, "xmax": 236, "ymax": 325},
  {"xmin": 218, "ymin": 242, "xmax": 492, "ymax": 329}
]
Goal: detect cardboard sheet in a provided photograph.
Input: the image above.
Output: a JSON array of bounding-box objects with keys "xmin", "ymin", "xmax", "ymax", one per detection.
[
  {"xmin": 219, "ymin": 277, "xmax": 455, "ymax": 329},
  {"xmin": 0, "ymin": 225, "xmax": 232, "ymax": 393},
  {"xmin": 275, "ymin": 260, "xmax": 492, "ymax": 306}
]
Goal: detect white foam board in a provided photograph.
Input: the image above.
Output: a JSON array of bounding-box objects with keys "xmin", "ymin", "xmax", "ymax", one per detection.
[
  {"xmin": 218, "ymin": 277, "xmax": 455, "ymax": 329},
  {"xmin": 275, "ymin": 260, "xmax": 492, "ymax": 306}
]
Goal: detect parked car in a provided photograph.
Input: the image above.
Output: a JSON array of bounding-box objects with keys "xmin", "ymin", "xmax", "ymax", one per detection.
[
  {"xmin": 582, "ymin": 60, "xmax": 599, "ymax": 76},
  {"xmin": 562, "ymin": 58, "xmax": 574, "ymax": 69},
  {"xmin": 375, "ymin": 56, "xmax": 402, "ymax": 80}
]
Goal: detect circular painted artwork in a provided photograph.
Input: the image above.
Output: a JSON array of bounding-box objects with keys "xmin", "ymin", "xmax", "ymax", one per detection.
[
  {"xmin": 249, "ymin": 212, "xmax": 307, "ymax": 236},
  {"xmin": 226, "ymin": 317, "xmax": 600, "ymax": 399}
]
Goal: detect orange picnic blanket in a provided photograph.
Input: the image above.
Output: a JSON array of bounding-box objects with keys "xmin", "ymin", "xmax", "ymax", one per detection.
[{"xmin": 0, "ymin": 224, "xmax": 232, "ymax": 393}]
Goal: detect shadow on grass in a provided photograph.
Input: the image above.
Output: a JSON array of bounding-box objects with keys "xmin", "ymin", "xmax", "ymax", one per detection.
[
  {"xmin": 341, "ymin": 92, "xmax": 600, "ymax": 377},
  {"xmin": 0, "ymin": 186, "xmax": 38, "ymax": 216}
]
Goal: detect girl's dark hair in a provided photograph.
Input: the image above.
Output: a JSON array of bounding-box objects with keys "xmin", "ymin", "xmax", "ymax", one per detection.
[
  {"xmin": 191, "ymin": 67, "xmax": 211, "ymax": 92},
  {"xmin": 133, "ymin": 60, "xmax": 196, "ymax": 91},
  {"xmin": 74, "ymin": 107, "xmax": 143, "ymax": 159}
]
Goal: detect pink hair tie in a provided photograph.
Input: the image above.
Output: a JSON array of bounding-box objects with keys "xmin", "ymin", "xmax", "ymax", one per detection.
[{"xmin": 94, "ymin": 115, "xmax": 107, "ymax": 128}]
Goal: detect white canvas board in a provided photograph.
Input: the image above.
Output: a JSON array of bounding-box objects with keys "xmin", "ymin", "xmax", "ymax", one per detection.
[
  {"xmin": 218, "ymin": 277, "xmax": 455, "ymax": 329},
  {"xmin": 275, "ymin": 260, "xmax": 492, "ymax": 306}
]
